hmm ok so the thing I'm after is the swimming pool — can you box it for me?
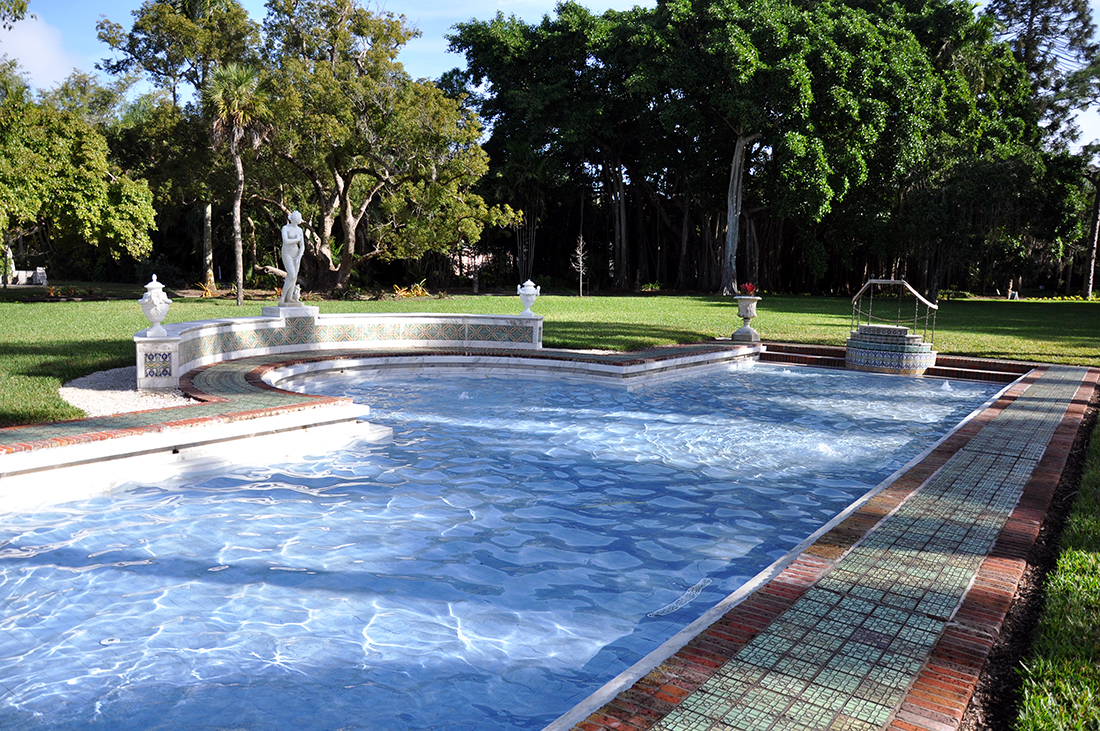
[0,364,1002,730]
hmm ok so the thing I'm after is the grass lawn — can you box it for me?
[1,287,1098,427]
[1016,424,1100,731]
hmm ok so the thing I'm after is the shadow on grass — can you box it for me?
[544,320,713,351]
[0,341,133,379]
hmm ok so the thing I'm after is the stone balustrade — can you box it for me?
[135,305,543,390]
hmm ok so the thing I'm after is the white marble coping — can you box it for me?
[0,404,391,515]
[263,345,766,393]
[137,310,543,339]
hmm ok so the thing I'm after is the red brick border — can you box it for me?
[568,366,1098,731]
[888,366,1099,731]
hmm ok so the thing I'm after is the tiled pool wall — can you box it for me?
[135,309,545,390]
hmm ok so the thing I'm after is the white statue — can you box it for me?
[2,245,13,286]
[279,210,305,306]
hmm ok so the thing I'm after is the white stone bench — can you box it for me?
[135,306,544,390]
[4,268,47,286]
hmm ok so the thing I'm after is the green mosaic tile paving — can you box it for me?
[650,366,1086,731]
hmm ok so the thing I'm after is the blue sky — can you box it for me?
[1,0,1097,146]
[0,0,654,88]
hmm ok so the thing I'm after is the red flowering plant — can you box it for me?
[739,282,757,296]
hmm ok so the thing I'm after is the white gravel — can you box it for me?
[60,367,193,417]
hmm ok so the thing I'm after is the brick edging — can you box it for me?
[888,367,1100,731]
[568,366,1100,731]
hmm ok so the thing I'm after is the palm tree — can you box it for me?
[204,62,271,306]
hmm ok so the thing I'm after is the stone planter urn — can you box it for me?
[518,279,541,316]
[732,295,761,342]
[139,274,172,337]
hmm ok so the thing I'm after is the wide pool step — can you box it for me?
[762,342,1031,383]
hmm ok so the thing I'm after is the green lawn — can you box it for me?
[1,289,1098,427]
[1016,427,1100,731]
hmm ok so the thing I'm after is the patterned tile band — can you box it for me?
[845,325,936,376]
[141,312,542,390]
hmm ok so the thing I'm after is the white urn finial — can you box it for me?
[518,279,540,316]
[139,274,172,337]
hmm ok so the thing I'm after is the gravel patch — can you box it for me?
[60,367,192,417]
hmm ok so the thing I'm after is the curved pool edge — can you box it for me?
[0,343,763,513]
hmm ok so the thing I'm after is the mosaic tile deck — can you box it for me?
[569,365,1098,731]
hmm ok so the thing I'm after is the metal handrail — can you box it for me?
[850,279,938,344]
[850,279,937,310]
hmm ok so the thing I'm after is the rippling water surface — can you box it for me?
[0,365,1001,730]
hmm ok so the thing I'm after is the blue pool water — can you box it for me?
[0,364,1001,730]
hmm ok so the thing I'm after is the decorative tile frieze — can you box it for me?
[137,310,543,390]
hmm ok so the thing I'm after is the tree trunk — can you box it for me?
[610,161,629,289]
[676,201,692,289]
[746,215,759,288]
[231,140,244,307]
[1084,174,1099,300]
[721,132,760,295]
[202,202,215,292]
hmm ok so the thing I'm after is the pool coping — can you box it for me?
[559,364,1099,731]
[0,345,1095,731]
[0,342,762,511]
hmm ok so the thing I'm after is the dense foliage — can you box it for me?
[0,62,156,276]
[448,0,1098,297]
[1,0,1097,298]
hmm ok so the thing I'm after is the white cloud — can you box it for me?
[0,16,91,92]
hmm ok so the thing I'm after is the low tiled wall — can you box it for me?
[135,306,543,390]
[845,323,937,376]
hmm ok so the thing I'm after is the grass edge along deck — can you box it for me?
[562,364,1098,731]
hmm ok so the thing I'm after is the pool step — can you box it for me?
[761,344,1032,383]
[760,343,846,369]
[926,355,1032,384]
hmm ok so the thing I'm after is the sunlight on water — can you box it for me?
[0,364,1001,730]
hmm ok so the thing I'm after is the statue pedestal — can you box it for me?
[732,324,760,343]
[262,305,320,318]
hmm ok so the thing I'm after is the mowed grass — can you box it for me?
[1,289,1098,427]
[1016,427,1100,731]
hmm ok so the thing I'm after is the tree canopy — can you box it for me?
[1,61,156,276]
[446,0,1095,297]
[2,0,1095,299]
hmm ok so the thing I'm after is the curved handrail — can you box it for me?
[851,279,938,311]
[850,278,938,344]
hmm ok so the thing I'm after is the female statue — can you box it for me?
[279,211,305,306]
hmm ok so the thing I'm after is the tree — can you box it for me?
[205,62,271,305]
[985,0,1099,145]
[0,61,156,275]
[97,0,258,108]
[99,0,259,290]
[36,71,139,128]
[654,0,938,293]
[0,0,28,31]
[262,0,515,292]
